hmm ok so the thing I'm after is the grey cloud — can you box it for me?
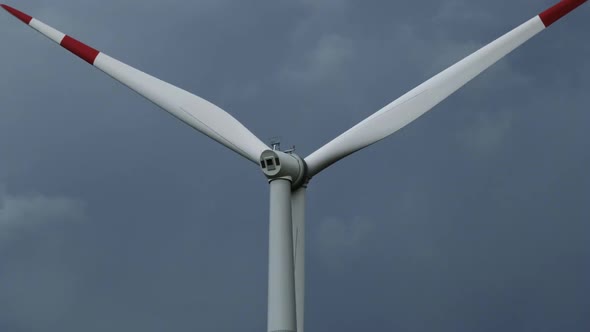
[314,215,377,264]
[0,187,86,330]
[280,34,355,86]
[457,111,513,154]
[1,1,589,331]
[0,186,86,243]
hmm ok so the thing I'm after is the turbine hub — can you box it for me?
[260,150,307,189]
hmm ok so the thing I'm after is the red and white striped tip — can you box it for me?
[304,0,587,177]
[1,4,269,164]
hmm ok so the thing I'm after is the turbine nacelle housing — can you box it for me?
[260,150,307,188]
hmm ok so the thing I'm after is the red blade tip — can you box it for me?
[539,0,587,27]
[1,4,33,24]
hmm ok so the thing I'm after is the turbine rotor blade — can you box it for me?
[304,0,587,177]
[1,4,268,164]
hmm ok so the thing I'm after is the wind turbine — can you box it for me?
[1,1,586,331]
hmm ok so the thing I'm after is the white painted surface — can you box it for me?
[291,187,306,332]
[305,16,546,177]
[21,16,268,164]
[93,53,268,163]
[268,179,296,332]
[29,19,66,44]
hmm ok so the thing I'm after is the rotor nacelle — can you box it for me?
[260,150,307,189]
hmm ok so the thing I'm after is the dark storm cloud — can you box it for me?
[1,1,589,331]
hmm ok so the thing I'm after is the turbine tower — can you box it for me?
[2,1,586,331]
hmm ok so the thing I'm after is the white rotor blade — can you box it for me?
[305,0,587,177]
[1,4,268,164]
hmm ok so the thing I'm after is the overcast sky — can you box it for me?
[1,1,589,331]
